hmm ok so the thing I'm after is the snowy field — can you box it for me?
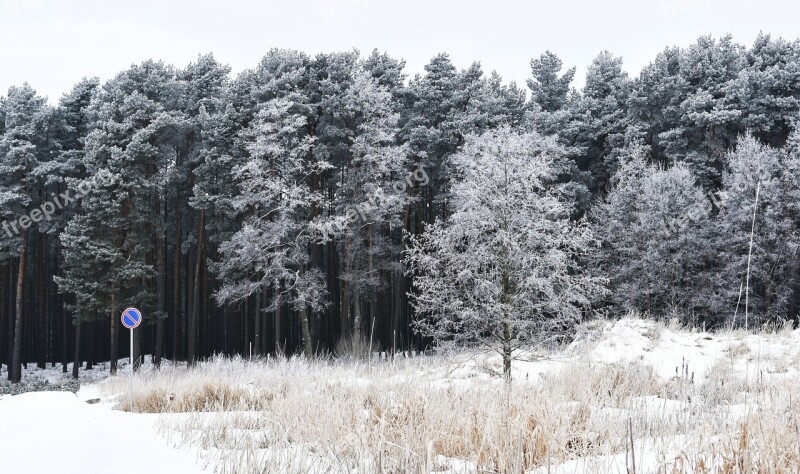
[3,317,800,473]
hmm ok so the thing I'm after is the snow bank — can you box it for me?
[570,317,800,382]
[0,387,205,473]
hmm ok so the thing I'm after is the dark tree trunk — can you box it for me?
[37,232,47,369]
[0,262,5,376]
[154,211,166,369]
[6,263,12,379]
[110,284,118,375]
[502,323,512,381]
[274,282,282,353]
[261,290,268,355]
[85,322,93,371]
[11,233,28,384]
[172,201,182,362]
[72,320,81,379]
[327,236,339,349]
[298,267,313,358]
[202,252,210,359]
[254,288,261,356]
[243,295,249,357]
[61,307,68,373]
[188,210,205,367]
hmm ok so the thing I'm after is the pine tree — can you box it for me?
[57,61,177,374]
[727,35,800,148]
[330,69,408,340]
[627,47,683,163]
[0,84,51,383]
[527,51,575,113]
[659,35,746,189]
[592,145,715,320]
[216,96,329,358]
[714,136,800,324]
[50,77,99,375]
[570,51,632,195]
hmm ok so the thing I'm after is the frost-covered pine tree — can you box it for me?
[570,51,631,195]
[728,35,800,147]
[714,136,800,324]
[0,84,51,383]
[405,127,606,379]
[527,51,575,114]
[659,35,746,188]
[593,145,716,321]
[525,51,578,143]
[56,61,177,373]
[331,69,407,338]
[216,96,329,358]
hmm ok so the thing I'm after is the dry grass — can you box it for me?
[100,324,800,473]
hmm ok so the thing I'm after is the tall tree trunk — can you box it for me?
[188,210,205,367]
[202,252,210,359]
[299,305,313,359]
[7,262,14,380]
[110,283,118,375]
[85,322,93,371]
[367,227,378,345]
[72,318,81,379]
[253,288,261,356]
[327,236,339,349]
[37,232,46,369]
[172,202,182,361]
[0,262,5,377]
[154,216,166,368]
[243,295,249,357]
[273,306,281,354]
[274,281,282,353]
[352,287,362,337]
[298,268,313,358]
[261,290,268,355]
[11,233,28,384]
[502,270,512,381]
[392,268,402,351]
[61,305,68,373]
[502,321,512,381]
[340,240,352,337]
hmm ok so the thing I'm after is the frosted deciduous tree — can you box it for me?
[406,127,606,379]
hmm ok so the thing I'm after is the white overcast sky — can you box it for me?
[1,0,799,103]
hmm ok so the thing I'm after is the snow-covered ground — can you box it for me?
[0,385,204,473]
[2,317,800,473]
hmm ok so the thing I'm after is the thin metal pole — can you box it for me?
[745,182,761,331]
[128,327,134,413]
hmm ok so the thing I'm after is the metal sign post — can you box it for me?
[121,308,142,371]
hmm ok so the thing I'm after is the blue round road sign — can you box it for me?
[121,308,142,329]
